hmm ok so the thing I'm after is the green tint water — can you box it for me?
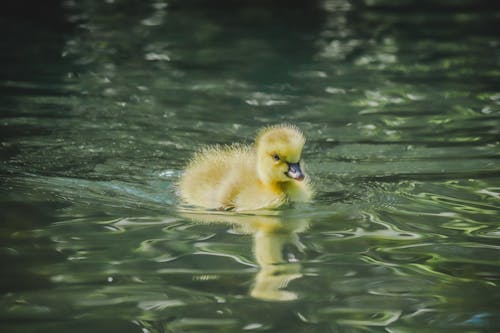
[1,1,500,332]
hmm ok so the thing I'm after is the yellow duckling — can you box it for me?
[178,124,312,211]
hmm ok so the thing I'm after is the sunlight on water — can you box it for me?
[1,0,500,332]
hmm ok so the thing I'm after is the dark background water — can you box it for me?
[1,1,500,332]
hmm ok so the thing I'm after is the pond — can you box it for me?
[1,0,500,332]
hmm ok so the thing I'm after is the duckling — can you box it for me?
[178,124,312,211]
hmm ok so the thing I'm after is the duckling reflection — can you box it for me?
[180,210,309,301]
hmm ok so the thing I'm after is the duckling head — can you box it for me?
[255,124,306,185]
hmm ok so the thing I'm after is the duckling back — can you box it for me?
[178,144,254,210]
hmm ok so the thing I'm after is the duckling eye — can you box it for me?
[272,154,280,161]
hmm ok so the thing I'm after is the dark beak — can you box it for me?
[286,163,304,181]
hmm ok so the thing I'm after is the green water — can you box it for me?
[1,1,500,332]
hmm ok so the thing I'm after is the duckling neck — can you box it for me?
[256,162,291,195]
[259,179,290,196]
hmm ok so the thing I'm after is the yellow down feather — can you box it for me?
[178,124,312,211]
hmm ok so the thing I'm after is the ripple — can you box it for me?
[477,187,500,200]
[319,308,402,327]
[138,299,185,311]
[244,92,289,106]
[375,242,500,284]
[473,227,500,239]
[415,192,499,215]
[167,318,239,331]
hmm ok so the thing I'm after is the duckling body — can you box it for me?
[178,124,312,211]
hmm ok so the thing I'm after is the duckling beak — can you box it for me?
[286,163,305,181]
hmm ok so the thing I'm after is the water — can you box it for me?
[1,0,500,332]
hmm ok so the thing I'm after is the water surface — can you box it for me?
[1,1,500,332]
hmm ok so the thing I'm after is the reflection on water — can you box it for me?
[180,210,309,301]
[1,0,500,332]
